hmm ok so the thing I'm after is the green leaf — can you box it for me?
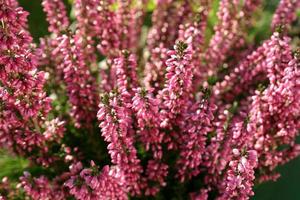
[147,0,156,12]
[0,150,28,180]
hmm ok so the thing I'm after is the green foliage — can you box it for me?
[147,0,156,12]
[0,150,28,181]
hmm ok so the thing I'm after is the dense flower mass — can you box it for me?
[0,0,63,166]
[1,0,300,199]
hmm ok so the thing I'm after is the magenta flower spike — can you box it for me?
[271,0,300,31]
[0,0,64,166]
[42,0,69,35]
[97,92,143,195]
[57,33,99,128]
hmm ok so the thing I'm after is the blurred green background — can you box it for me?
[2,0,299,199]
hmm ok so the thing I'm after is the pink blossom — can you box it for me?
[0,1,63,166]
[176,97,216,181]
[42,0,69,34]
[65,162,128,200]
[160,41,193,116]
[144,160,168,196]
[271,0,300,31]
[132,88,163,158]
[144,45,169,93]
[116,0,145,52]
[132,88,168,195]
[247,32,300,180]
[204,0,261,75]
[217,149,258,200]
[73,0,97,64]
[57,33,99,128]
[147,0,193,50]
[97,92,143,195]
[158,41,194,149]
[178,0,211,87]
[212,40,268,103]
[115,51,139,99]
[20,172,65,200]
[85,0,121,57]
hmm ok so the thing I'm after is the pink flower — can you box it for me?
[42,0,69,34]
[97,92,143,195]
[176,97,216,181]
[115,51,139,99]
[271,0,300,31]
[246,32,300,180]
[157,41,194,149]
[57,33,99,128]
[132,88,168,195]
[212,40,268,102]
[20,172,65,200]
[73,0,97,64]
[190,188,209,200]
[65,162,128,200]
[116,0,145,52]
[178,0,211,86]
[204,0,261,76]
[160,41,193,117]
[219,149,257,200]
[147,0,192,50]
[143,45,169,93]
[0,1,63,166]
[85,0,121,57]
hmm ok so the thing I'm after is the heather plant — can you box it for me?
[1,0,300,199]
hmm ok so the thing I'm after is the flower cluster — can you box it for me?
[20,172,65,200]
[272,0,300,31]
[65,162,127,200]
[97,92,143,195]
[204,0,261,75]
[56,33,99,128]
[0,0,64,166]
[1,0,300,200]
